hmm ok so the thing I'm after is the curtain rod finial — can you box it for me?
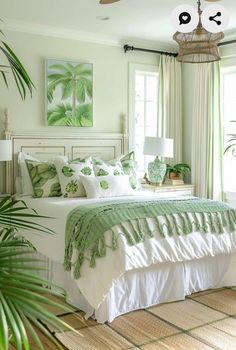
[124,45,134,53]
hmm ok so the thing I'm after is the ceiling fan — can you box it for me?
[100,0,120,4]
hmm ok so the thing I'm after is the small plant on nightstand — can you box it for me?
[224,121,236,156]
[166,163,191,180]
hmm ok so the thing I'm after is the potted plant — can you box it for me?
[224,121,236,156]
[166,163,191,180]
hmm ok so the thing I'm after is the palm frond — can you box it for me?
[0,37,34,99]
[0,197,54,234]
[0,196,78,349]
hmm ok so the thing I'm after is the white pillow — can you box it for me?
[80,175,135,199]
[18,152,38,195]
[54,156,94,198]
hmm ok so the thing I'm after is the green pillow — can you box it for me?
[26,160,62,198]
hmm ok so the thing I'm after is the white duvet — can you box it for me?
[20,193,236,310]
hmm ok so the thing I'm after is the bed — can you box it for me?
[5,130,236,323]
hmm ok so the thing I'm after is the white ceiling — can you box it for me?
[1,0,236,46]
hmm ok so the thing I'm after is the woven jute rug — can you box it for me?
[44,287,236,350]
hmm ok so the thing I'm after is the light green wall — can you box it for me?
[0,30,158,134]
[0,30,160,191]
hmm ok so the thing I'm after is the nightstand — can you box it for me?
[142,183,195,198]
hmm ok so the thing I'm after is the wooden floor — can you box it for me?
[39,287,236,350]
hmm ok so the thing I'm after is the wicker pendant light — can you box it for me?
[173,0,224,63]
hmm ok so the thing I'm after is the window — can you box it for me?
[221,69,236,190]
[129,64,159,176]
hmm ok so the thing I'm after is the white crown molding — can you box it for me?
[2,18,178,52]
[2,19,121,47]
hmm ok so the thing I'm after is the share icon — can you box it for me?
[209,12,222,26]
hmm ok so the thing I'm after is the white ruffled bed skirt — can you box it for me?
[49,252,236,323]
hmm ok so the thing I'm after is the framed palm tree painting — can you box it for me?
[46,59,93,127]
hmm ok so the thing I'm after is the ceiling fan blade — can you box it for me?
[100,0,120,4]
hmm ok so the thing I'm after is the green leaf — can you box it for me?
[0,292,22,350]
[100,180,109,190]
[97,169,109,177]
[0,300,8,350]
[81,167,92,176]
[62,166,75,177]
[7,299,30,350]
[0,40,34,99]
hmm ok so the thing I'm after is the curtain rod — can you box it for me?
[123,44,178,57]
[124,39,236,56]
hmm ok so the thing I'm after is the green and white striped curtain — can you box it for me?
[191,62,224,200]
[158,55,182,164]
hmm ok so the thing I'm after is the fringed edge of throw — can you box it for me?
[65,209,236,279]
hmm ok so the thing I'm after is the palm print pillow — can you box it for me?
[92,157,124,177]
[26,160,62,198]
[54,156,94,198]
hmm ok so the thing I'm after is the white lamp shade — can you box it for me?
[143,137,174,158]
[0,140,12,161]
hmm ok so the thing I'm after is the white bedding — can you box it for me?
[20,193,236,314]
[19,191,157,263]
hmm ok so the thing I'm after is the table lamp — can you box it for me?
[144,137,174,185]
[0,140,12,194]
[0,140,12,162]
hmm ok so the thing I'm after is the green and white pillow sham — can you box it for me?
[54,156,94,198]
[26,160,62,198]
[111,152,140,190]
[18,152,39,196]
[80,175,135,199]
[92,157,124,177]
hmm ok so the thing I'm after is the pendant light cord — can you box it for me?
[197,0,201,15]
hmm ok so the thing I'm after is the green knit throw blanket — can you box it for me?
[64,197,236,278]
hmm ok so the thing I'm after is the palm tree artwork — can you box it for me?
[46,59,93,127]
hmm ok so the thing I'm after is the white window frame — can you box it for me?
[128,63,159,169]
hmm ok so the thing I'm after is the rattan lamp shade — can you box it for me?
[173,0,225,64]
[173,25,224,63]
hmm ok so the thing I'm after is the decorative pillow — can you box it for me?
[80,175,135,199]
[111,152,140,190]
[54,156,94,198]
[25,160,62,198]
[18,152,39,195]
[92,157,124,177]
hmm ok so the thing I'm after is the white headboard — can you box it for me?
[5,131,129,194]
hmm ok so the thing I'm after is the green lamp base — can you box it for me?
[148,157,167,185]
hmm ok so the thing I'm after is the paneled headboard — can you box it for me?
[5,130,129,194]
